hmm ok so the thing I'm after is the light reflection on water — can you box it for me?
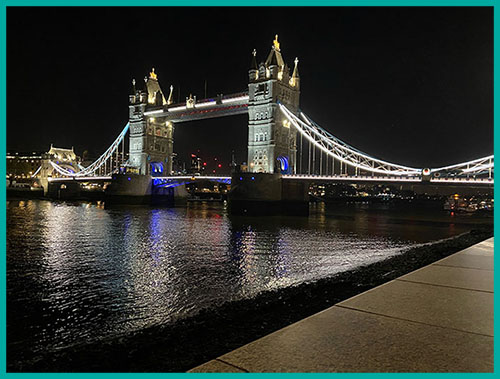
[7,199,476,359]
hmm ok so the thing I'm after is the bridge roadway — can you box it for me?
[152,174,494,186]
[143,92,249,123]
[47,174,494,185]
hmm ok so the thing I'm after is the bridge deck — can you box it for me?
[144,93,249,123]
[46,174,494,185]
[189,237,494,373]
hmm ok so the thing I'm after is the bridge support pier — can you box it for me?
[46,181,81,200]
[105,174,153,205]
[105,174,189,206]
[228,173,308,215]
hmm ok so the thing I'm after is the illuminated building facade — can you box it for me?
[128,70,174,175]
[7,152,43,179]
[190,154,202,174]
[247,35,301,174]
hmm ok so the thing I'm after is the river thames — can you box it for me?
[7,199,492,370]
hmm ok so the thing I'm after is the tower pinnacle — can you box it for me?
[167,85,174,105]
[273,34,280,51]
[266,35,284,67]
[149,68,158,80]
[250,49,258,70]
[293,57,299,76]
[131,78,136,94]
[290,57,300,87]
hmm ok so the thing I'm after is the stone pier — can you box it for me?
[228,172,308,215]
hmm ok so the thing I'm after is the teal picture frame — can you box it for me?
[0,1,496,377]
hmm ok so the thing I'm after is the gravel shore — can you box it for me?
[10,228,493,372]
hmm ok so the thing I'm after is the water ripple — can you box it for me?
[7,200,471,359]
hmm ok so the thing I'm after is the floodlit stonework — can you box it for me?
[247,35,300,174]
[128,74,174,175]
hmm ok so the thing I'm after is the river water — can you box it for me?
[7,199,486,367]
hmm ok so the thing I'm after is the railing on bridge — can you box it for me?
[34,101,493,186]
[278,103,493,182]
[143,92,249,122]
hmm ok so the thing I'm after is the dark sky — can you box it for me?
[7,6,492,168]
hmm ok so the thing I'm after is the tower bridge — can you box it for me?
[36,35,493,206]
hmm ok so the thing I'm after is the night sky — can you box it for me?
[7,7,492,168]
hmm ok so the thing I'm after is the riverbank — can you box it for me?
[9,228,492,372]
[191,237,493,372]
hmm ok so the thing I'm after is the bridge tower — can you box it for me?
[247,35,300,174]
[128,69,174,175]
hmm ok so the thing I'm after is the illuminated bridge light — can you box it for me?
[143,109,164,116]
[44,94,492,185]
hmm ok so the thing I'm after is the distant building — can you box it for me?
[7,145,83,184]
[7,151,43,180]
[41,145,81,177]
[46,145,79,163]
[190,154,202,174]
[171,152,185,174]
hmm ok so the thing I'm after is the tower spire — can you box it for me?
[149,67,158,80]
[273,34,280,51]
[292,57,299,78]
[250,49,258,69]
[266,35,284,67]
[290,57,300,87]
[131,78,136,95]
[167,85,174,105]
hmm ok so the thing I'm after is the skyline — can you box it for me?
[7,6,493,167]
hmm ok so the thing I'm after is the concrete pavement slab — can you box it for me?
[433,254,493,270]
[209,306,493,372]
[188,359,246,373]
[397,264,493,292]
[338,279,493,336]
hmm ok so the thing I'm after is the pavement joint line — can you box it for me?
[215,358,249,372]
[395,278,494,294]
[334,304,494,338]
[433,263,493,271]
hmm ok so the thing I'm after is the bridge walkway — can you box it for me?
[189,238,494,373]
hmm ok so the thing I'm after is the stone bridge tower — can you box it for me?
[247,35,300,174]
[128,69,174,175]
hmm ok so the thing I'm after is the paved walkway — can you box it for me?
[189,238,494,373]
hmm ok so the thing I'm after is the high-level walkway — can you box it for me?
[189,238,494,373]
